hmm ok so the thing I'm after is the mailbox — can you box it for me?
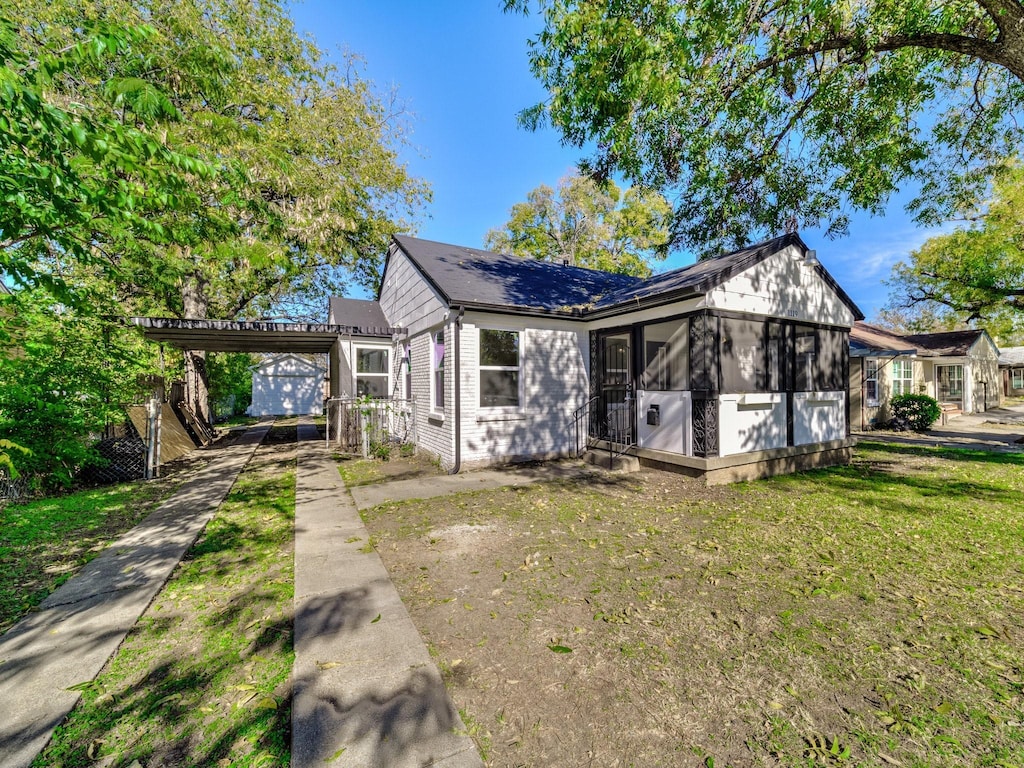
[646,403,660,426]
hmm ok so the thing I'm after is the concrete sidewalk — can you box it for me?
[349,460,593,512]
[291,422,483,768]
[0,423,270,768]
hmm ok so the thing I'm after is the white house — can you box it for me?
[999,346,1024,398]
[248,354,326,417]
[849,323,1001,429]
[327,233,864,483]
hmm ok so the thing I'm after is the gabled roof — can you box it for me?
[594,233,860,319]
[903,329,990,357]
[327,297,393,336]
[850,323,919,357]
[387,232,863,320]
[998,346,1024,366]
[852,322,991,358]
[387,235,638,315]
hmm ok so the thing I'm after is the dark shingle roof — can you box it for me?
[389,235,639,314]
[851,322,990,357]
[387,232,863,320]
[903,329,987,357]
[327,297,393,335]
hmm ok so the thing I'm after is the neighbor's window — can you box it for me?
[431,330,445,412]
[479,329,520,408]
[403,343,412,401]
[356,347,389,398]
[865,359,879,405]
[1013,368,1024,390]
[891,359,913,396]
[937,364,964,399]
[641,319,688,391]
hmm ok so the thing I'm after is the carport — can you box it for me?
[130,316,396,471]
[132,316,396,397]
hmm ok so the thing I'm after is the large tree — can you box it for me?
[506,0,1024,255]
[485,174,672,275]
[7,1,429,424]
[887,164,1024,342]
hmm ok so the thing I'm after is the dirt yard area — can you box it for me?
[360,443,1024,767]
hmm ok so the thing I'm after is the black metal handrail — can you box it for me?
[572,394,636,463]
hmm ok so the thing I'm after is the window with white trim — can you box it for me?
[479,329,521,408]
[1013,368,1024,390]
[891,359,913,396]
[865,359,879,405]
[937,364,964,400]
[431,331,445,412]
[355,347,389,398]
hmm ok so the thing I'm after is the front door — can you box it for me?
[936,364,964,404]
[596,330,634,445]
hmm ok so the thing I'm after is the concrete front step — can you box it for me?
[582,449,640,473]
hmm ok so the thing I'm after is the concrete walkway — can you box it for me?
[0,423,270,768]
[291,421,483,768]
[349,461,593,512]
[859,401,1024,452]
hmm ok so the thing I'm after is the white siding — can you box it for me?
[379,247,447,336]
[793,391,846,445]
[409,328,453,468]
[708,244,856,327]
[458,313,589,466]
[718,394,788,456]
[250,355,325,416]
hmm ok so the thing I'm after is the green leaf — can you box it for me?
[547,644,573,653]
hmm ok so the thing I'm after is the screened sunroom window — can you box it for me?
[641,319,688,390]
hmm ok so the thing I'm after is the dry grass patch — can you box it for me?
[361,442,1024,767]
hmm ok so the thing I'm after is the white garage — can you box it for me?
[248,354,325,417]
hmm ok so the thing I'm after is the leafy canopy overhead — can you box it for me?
[507,0,1024,256]
[5,0,429,320]
[485,174,672,276]
[0,16,210,306]
[887,164,1024,341]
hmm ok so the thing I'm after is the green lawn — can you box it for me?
[34,432,296,768]
[361,440,1024,767]
[0,479,184,633]
[6,437,1022,767]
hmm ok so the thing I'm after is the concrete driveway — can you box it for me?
[859,399,1024,451]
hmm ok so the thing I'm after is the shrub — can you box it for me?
[889,394,942,432]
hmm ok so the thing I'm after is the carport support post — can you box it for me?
[145,397,161,480]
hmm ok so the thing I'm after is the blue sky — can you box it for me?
[290,0,944,320]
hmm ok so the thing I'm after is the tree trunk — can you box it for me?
[181,271,213,429]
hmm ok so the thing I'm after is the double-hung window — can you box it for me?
[1013,368,1024,390]
[431,331,445,412]
[891,359,913,396]
[356,347,389,398]
[865,359,879,405]
[479,329,521,408]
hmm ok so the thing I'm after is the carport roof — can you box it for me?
[131,317,395,352]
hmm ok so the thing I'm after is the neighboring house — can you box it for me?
[329,232,864,483]
[248,354,326,417]
[999,346,1024,397]
[849,322,1001,429]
